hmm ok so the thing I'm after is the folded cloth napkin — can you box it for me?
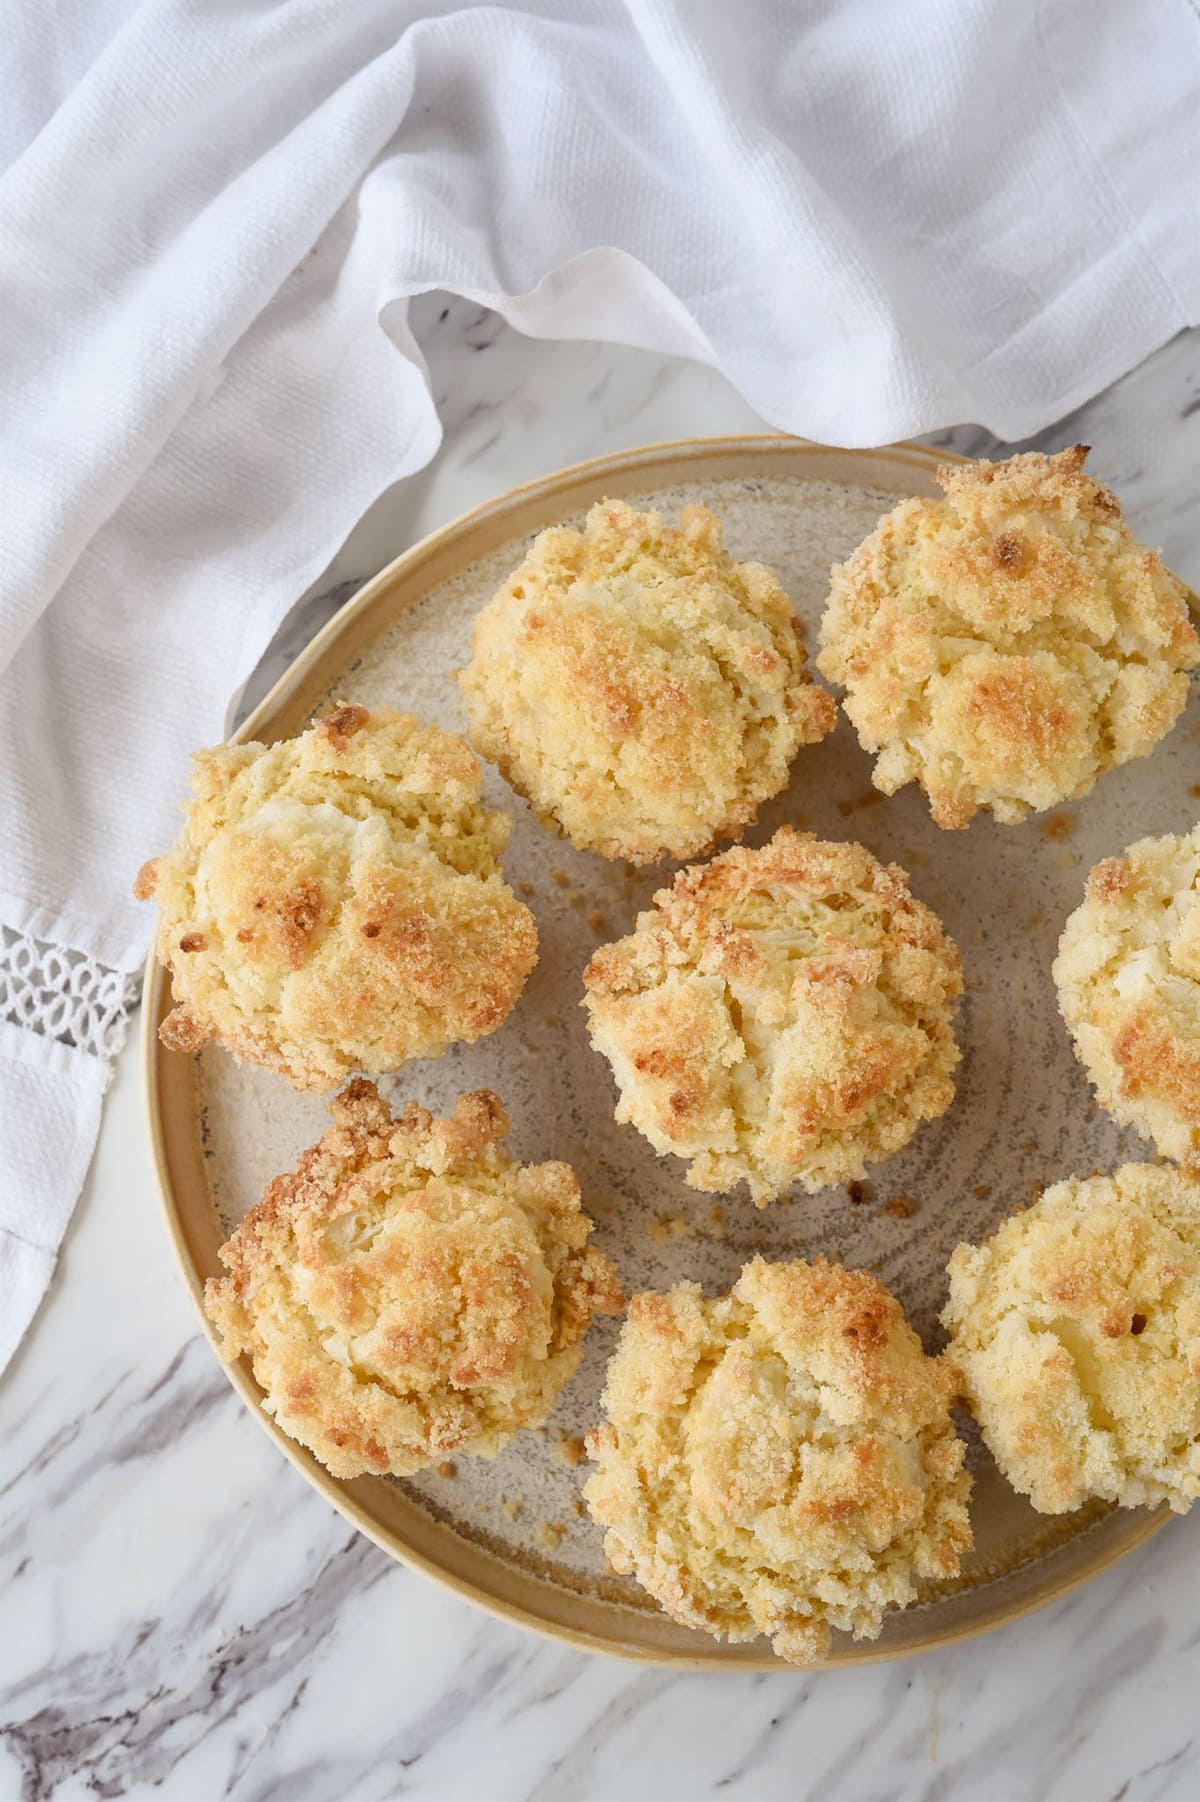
[1,0,1198,1369]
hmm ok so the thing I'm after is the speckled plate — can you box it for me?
[144,437,1182,1667]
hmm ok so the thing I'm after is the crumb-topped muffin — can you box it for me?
[204,1080,623,1478]
[1055,829,1200,1168]
[459,499,835,864]
[582,828,962,1203]
[943,1163,1200,1514]
[584,1258,972,1664]
[817,448,1197,828]
[136,705,538,1089]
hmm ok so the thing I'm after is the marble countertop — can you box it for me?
[4,298,1200,1802]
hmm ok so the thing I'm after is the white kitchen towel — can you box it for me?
[1,0,1198,1368]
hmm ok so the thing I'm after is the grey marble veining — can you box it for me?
[3,299,1200,1801]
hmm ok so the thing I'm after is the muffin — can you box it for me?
[204,1080,623,1478]
[943,1163,1200,1514]
[817,447,1197,828]
[458,499,835,863]
[135,704,538,1089]
[582,828,962,1203]
[584,1258,972,1664]
[1055,829,1200,1168]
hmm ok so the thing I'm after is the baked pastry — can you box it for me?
[135,704,537,1089]
[584,1257,972,1664]
[817,447,1197,827]
[204,1080,623,1478]
[581,827,962,1203]
[1055,829,1200,1168]
[458,499,835,863]
[943,1163,1200,1514]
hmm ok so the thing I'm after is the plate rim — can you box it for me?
[142,432,1168,1669]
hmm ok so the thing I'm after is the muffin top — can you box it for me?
[136,704,537,1089]
[582,828,962,1203]
[943,1162,1200,1514]
[204,1080,623,1479]
[459,499,835,864]
[585,1257,972,1664]
[1055,828,1200,1168]
[817,448,1197,827]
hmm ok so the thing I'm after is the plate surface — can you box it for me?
[145,436,1184,1667]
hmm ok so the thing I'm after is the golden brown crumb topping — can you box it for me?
[136,705,537,1089]
[585,1257,971,1664]
[1055,826,1200,1168]
[459,499,835,863]
[582,827,961,1202]
[818,448,1197,827]
[204,1079,623,1478]
[944,1162,1200,1514]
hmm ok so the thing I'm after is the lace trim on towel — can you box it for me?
[0,926,141,1061]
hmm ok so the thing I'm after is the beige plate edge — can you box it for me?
[141,433,1168,1670]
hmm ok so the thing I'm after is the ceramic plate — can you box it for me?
[144,437,1181,1667]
